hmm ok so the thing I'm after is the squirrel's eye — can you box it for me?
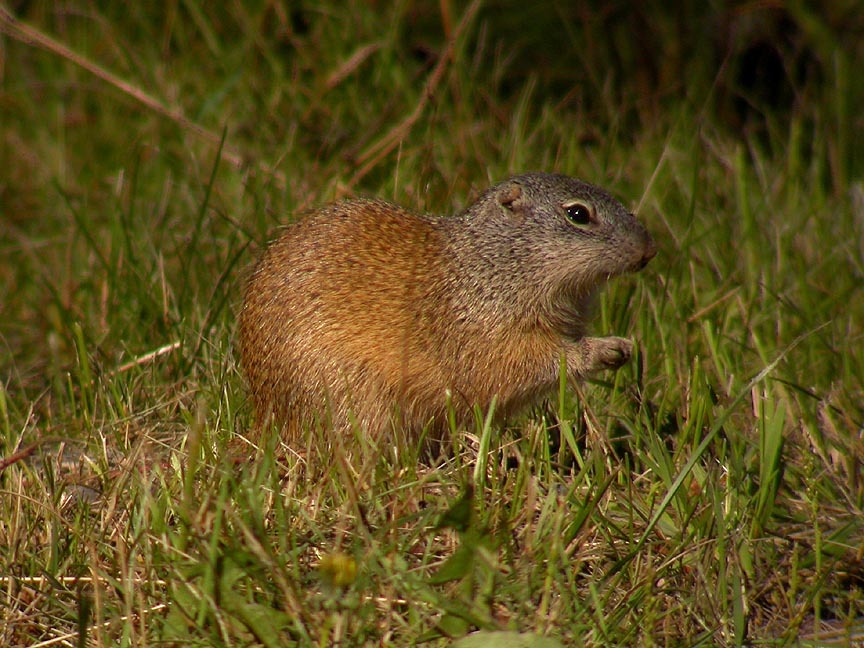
[564,203,592,225]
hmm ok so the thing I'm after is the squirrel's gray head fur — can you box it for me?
[460,172,656,291]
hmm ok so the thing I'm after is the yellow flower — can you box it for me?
[318,552,357,588]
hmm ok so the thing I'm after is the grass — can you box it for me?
[1,1,863,646]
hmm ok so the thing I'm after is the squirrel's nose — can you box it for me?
[637,234,657,269]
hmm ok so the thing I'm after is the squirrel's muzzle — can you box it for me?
[638,236,657,269]
[628,220,657,270]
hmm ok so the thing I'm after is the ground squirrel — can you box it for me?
[238,173,656,450]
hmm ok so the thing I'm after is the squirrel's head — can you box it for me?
[474,173,656,291]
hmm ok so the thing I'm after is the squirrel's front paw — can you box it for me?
[567,336,636,378]
[596,337,634,370]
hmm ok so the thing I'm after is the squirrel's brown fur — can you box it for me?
[238,173,656,449]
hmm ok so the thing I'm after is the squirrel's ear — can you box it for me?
[497,181,524,211]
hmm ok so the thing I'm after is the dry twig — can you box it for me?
[0,6,286,187]
[347,0,483,188]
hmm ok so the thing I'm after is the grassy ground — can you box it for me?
[1,2,863,646]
